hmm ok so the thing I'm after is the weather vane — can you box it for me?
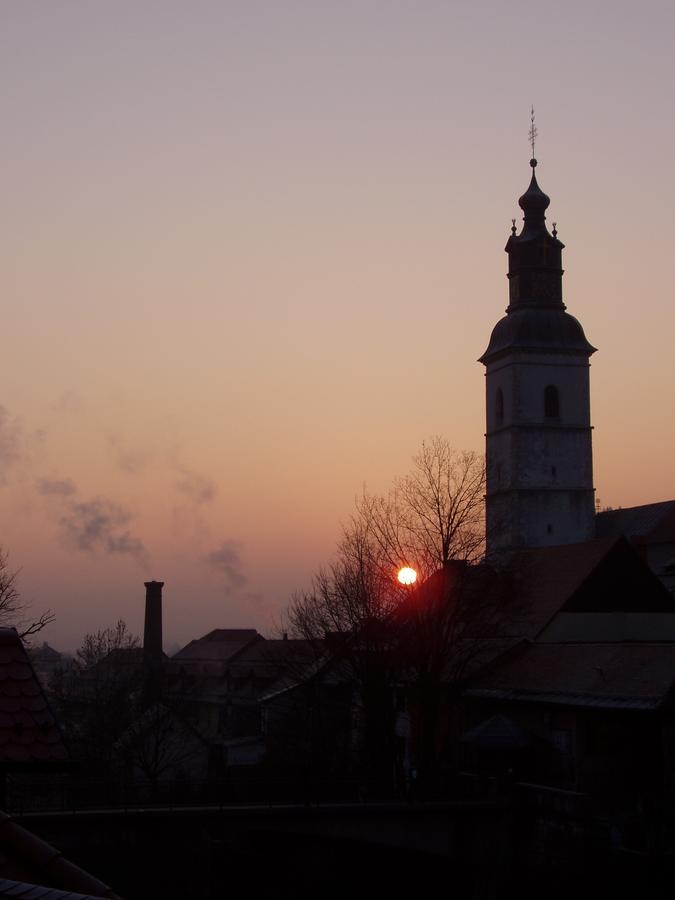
[529,106,538,160]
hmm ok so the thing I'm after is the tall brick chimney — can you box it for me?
[143,581,164,666]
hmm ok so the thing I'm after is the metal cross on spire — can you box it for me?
[529,106,538,161]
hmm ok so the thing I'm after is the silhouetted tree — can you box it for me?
[115,702,208,792]
[356,437,485,579]
[353,438,491,790]
[51,620,143,769]
[287,516,403,790]
[75,619,139,668]
[286,438,491,794]
[397,560,505,792]
[0,547,54,641]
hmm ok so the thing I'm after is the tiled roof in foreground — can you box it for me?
[0,876,110,899]
[0,812,121,898]
[0,629,68,763]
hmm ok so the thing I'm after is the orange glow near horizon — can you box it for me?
[397,567,417,586]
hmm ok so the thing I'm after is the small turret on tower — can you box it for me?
[504,158,566,311]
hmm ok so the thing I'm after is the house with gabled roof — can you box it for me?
[457,536,675,798]
[0,627,70,812]
[597,500,675,595]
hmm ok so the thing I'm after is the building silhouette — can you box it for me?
[481,156,596,556]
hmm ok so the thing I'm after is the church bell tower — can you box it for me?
[480,151,596,557]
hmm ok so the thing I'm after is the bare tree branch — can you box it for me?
[0,547,54,642]
[357,438,485,578]
[285,437,488,787]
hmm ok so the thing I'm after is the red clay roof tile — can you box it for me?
[0,630,68,764]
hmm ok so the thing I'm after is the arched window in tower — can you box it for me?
[496,388,504,427]
[544,385,560,419]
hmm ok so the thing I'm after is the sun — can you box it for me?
[397,566,417,586]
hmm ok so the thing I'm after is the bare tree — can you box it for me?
[116,701,207,791]
[356,437,485,579]
[289,517,401,639]
[0,547,54,641]
[286,438,490,793]
[289,438,485,638]
[287,516,404,786]
[51,620,142,768]
[75,619,139,669]
[397,559,506,791]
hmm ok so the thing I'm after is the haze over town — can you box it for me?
[1,1,674,651]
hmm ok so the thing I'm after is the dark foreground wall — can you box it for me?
[18,801,675,900]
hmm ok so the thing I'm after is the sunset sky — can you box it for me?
[2,1,674,651]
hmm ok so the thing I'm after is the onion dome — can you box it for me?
[518,159,550,226]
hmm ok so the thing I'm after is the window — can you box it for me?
[496,388,504,426]
[544,385,560,418]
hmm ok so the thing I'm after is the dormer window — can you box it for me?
[496,388,504,427]
[544,385,559,419]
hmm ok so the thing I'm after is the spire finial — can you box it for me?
[529,106,538,166]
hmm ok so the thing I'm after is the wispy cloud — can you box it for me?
[38,476,147,563]
[0,406,23,483]
[203,540,247,594]
[53,390,86,416]
[107,435,149,475]
[36,477,77,497]
[60,499,146,559]
[175,465,216,504]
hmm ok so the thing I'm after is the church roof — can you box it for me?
[393,538,671,647]
[596,500,675,543]
[440,537,675,645]
[480,307,596,363]
[496,538,622,639]
[481,155,596,364]
[518,165,550,221]
[513,536,674,622]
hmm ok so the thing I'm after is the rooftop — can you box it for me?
[0,629,68,764]
[172,629,262,664]
[0,878,111,899]
[597,500,675,543]
[0,812,120,898]
[466,642,675,710]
